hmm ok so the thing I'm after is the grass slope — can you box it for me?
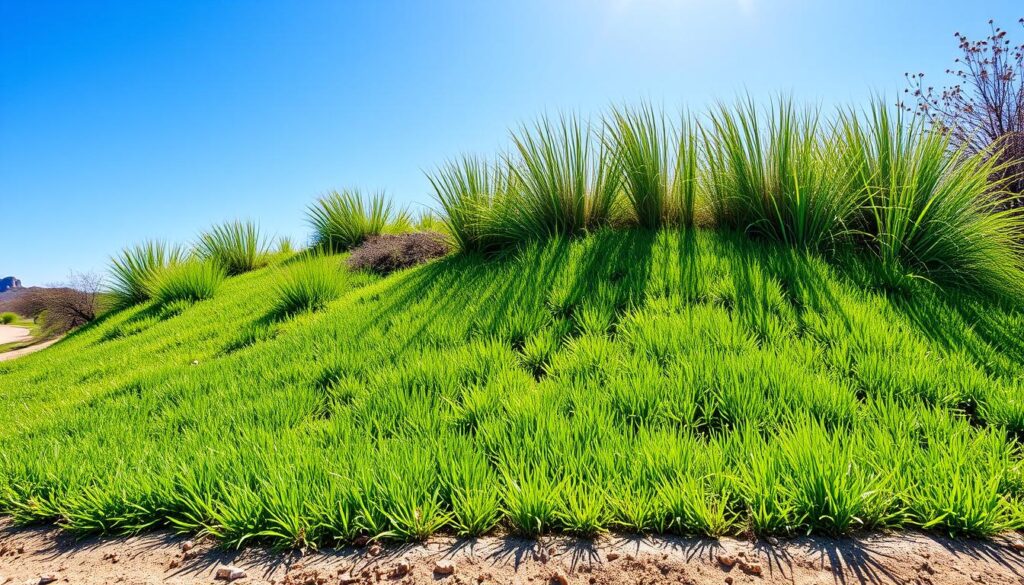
[1,230,1024,547]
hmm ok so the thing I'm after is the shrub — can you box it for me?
[273,255,346,315]
[347,232,450,275]
[605,103,699,227]
[149,261,226,305]
[308,190,410,252]
[704,96,861,250]
[109,241,185,307]
[0,312,16,324]
[841,102,1024,298]
[195,220,270,275]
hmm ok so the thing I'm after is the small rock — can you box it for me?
[551,571,569,585]
[367,543,382,556]
[215,566,247,581]
[724,578,733,585]
[740,562,762,576]
[15,547,24,555]
[353,535,369,547]
[168,559,181,569]
[181,540,195,552]
[605,552,620,562]
[38,577,57,585]
[716,554,737,568]
[393,559,412,577]
[434,560,456,576]
[971,573,985,583]
[920,562,935,575]
[766,536,779,546]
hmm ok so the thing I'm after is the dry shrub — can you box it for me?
[346,232,450,275]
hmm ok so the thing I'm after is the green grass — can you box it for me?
[272,253,349,316]
[2,229,1024,547]
[149,261,226,305]
[308,190,411,252]
[0,312,16,325]
[195,220,271,275]
[108,240,186,307]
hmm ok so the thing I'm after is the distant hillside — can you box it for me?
[0,276,21,293]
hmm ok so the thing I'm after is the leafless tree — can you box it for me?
[8,271,105,336]
[902,18,1024,209]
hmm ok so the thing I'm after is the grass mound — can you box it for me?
[149,260,226,305]
[1,230,1023,547]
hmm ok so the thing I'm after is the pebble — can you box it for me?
[716,554,737,568]
[215,566,247,581]
[605,552,620,562]
[394,558,412,577]
[168,558,181,569]
[724,578,733,585]
[181,540,195,552]
[550,570,569,585]
[434,560,456,576]
[971,573,985,583]
[741,562,763,576]
[38,577,57,585]
[367,543,382,556]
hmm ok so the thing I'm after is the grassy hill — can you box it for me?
[2,228,1023,547]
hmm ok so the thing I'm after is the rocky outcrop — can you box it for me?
[0,277,21,294]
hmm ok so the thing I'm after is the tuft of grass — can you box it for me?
[308,190,410,252]
[0,312,17,325]
[503,114,619,241]
[840,101,1024,298]
[195,220,271,275]
[149,261,226,305]
[704,96,861,251]
[273,254,347,315]
[427,156,513,253]
[108,240,185,307]
[605,103,700,228]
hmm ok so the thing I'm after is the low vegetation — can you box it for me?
[308,190,411,252]
[149,261,226,305]
[273,253,350,315]
[1,95,1023,549]
[0,312,15,325]
[347,232,450,275]
[195,220,271,276]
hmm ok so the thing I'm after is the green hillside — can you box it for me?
[2,229,1023,546]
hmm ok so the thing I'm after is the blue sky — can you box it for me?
[2,0,1021,285]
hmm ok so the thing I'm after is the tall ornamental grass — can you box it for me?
[308,190,410,252]
[194,220,270,275]
[504,114,619,240]
[605,103,699,227]
[841,102,1024,298]
[108,240,185,307]
[427,156,514,253]
[704,97,861,250]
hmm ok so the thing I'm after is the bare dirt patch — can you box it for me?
[1,520,1023,584]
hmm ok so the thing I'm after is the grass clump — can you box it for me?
[841,102,1024,297]
[148,261,226,305]
[108,240,185,307]
[0,312,16,324]
[273,254,347,315]
[195,220,271,275]
[605,103,699,227]
[427,156,513,253]
[308,190,410,252]
[704,96,861,250]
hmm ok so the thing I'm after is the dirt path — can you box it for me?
[1,520,1023,585]
[0,325,30,345]
[0,337,60,362]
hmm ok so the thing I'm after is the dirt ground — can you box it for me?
[2,520,1024,584]
[0,325,30,346]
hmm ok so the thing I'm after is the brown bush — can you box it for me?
[346,232,450,275]
[0,272,104,336]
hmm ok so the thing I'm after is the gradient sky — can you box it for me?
[2,0,1021,285]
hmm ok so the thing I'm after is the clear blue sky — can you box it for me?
[2,0,1020,285]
